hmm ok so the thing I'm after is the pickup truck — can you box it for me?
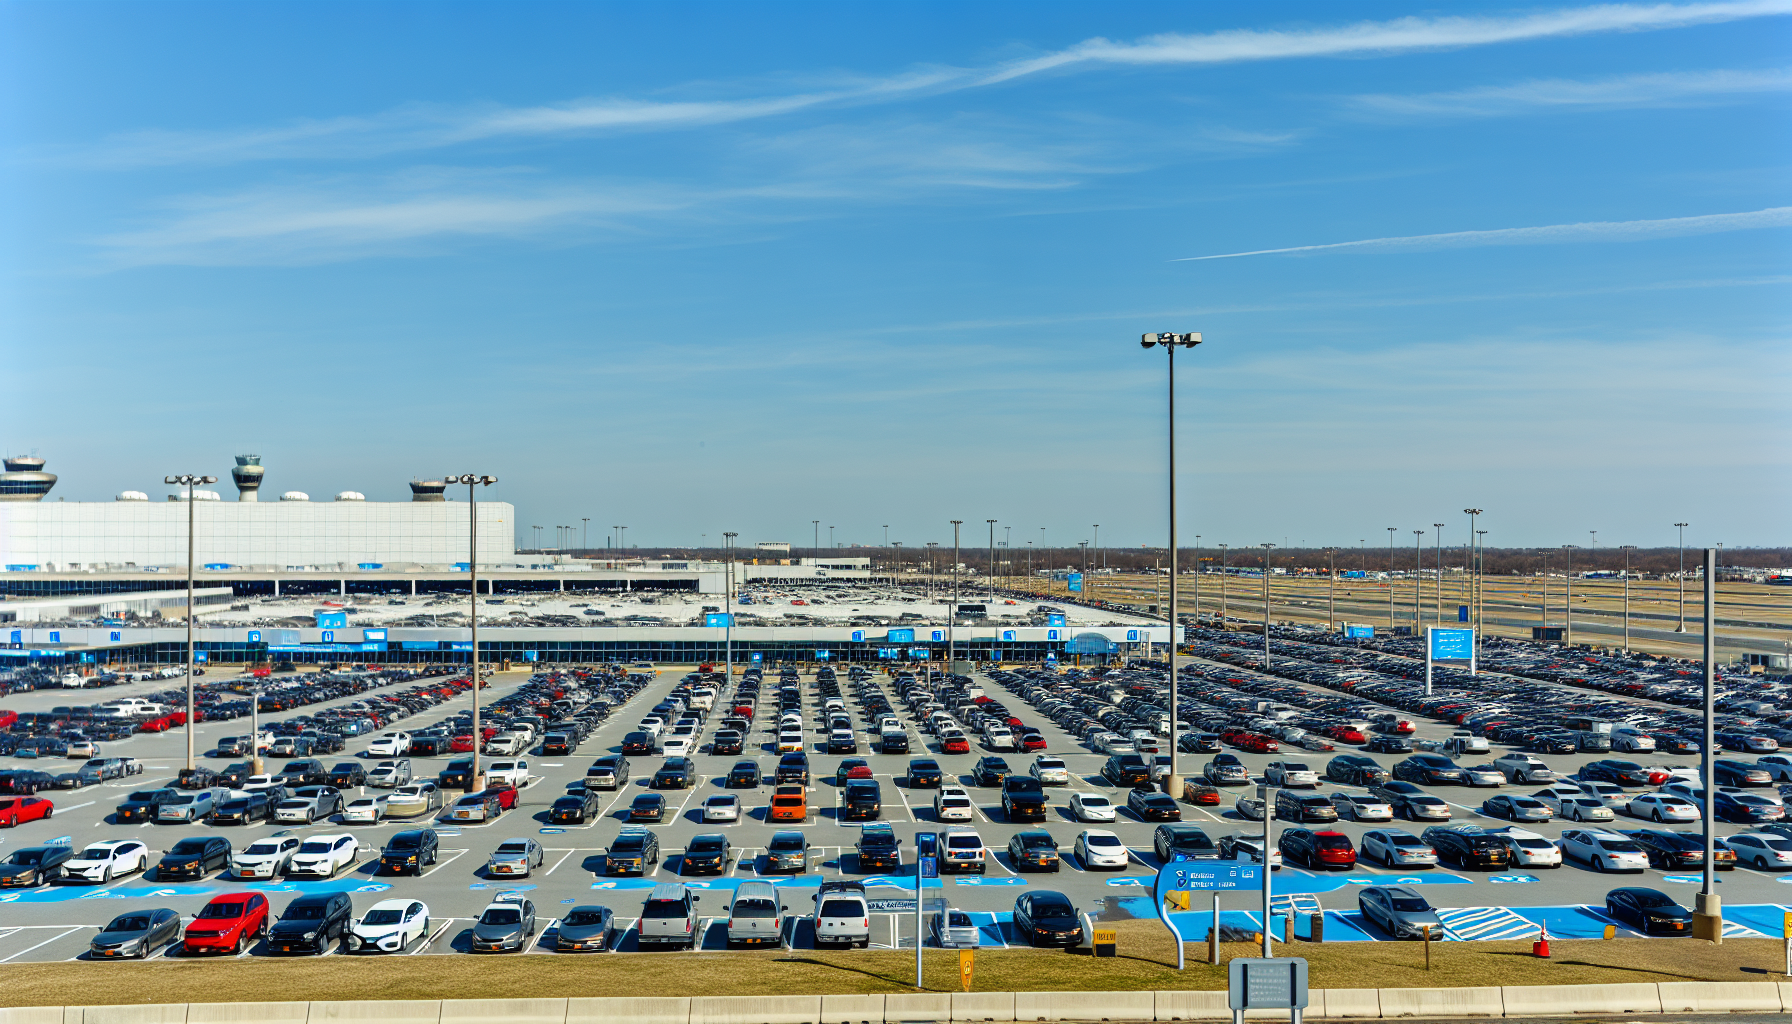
[484,760,529,788]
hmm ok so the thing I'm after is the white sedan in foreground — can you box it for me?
[1074,829,1131,870]
[348,899,430,954]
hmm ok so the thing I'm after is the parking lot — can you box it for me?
[2,641,1791,968]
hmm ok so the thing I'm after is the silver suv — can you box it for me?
[726,881,783,948]
[812,880,870,949]
[637,883,702,950]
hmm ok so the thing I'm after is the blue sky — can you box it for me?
[3,1,1788,556]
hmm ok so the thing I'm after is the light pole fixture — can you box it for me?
[1260,543,1275,668]
[1621,544,1637,653]
[445,473,497,792]
[988,520,998,604]
[1675,523,1689,632]
[164,473,218,773]
[949,521,963,669]
[1093,524,1100,575]
[1386,528,1397,629]
[1142,329,1201,791]
[618,525,627,550]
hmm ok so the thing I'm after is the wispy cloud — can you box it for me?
[1173,206,1792,261]
[1348,67,1792,118]
[68,1,1792,167]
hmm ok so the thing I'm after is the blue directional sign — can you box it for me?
[316,612,348,628]
[1001,630,1015,642]
[1126,629,1139,642]
[247,630,261,643]
[320,630,334,642]
[362,628,387,641]
[1046,629,1060,641]
[930,630,944,642]
[886,628,915,643]
[850,630,864,642]
[109,632,122,643]
[1458,605,1470,623]
[1046,613,1066,627]
[1429,628,1475,660]
[48,631,59,643]
[1067,573,1083,593]
[1157,859,1262,895]
[704,613,735,627]
[1344,625,1374,639]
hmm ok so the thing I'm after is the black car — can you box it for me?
[1178,733,1221,753]
[711,730,744,756]
[1604,887,1692,935]
[1393,755,1468,785]
[1364,736,1412,754]
[438,757,476,790]
[1369,781,1452,821]
[208,792,272,826]
[278,759,328,786]
[0,845,74,887]
[378,829,439,875]
[584,755,630,790]
[972,757,1012,787]
[554,905,616,952]
[628,793,666,823]
[1620,829,1736,871]
[621,731,656,755]
[90,908,182,959]
[541,733,575,756]
[856,822,902,871]
[1421,827,1510,870]
[1102,753,1152,787]
[1581,760,1655,787]
[1153,824,1220,863]
[774,752,810,785]
[328,762,368,788]
[175,767,218,790]
[268,891,354,954]
[605,829,659,875]
[842,780,882,821]
[1006,830,1061,871]
[680,834,732,875]
[1713,759,1774,788]
[549,790,600,824]
[1527,732,1578,755]
[1326,755,1388,786]
[216,762,253,788]
[1127,789,1181,822]
[115,788,180,823]
[1000,776,1047,822]
[651,758,696,789]
[1013,890,1084,947]
[726,760,760,788]
[907,758,944,787]
[157,836,232,881]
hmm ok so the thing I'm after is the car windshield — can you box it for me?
[642,899,689,919]
[1631,891,1676,907]
[1389,897,1431,912]
[1036,759,1064,769]
[109,916,152,931]
[1085,834,1124,848]
[495,843,528,855]
[1080,797,1111,808]
[196,902,245,919]
[170,840,210,855]
[388,835,421,850]
[284,904,326,920]
[1315,836,1353,850]
[362,909,404,925]
[689,837,727,852]
[947,835,981,849]
[6,851,44,865]
[1170,832,1216,850]
[1017,833,1055,849]
[246,842,286,855]
[127,792,162,802]
[1762,838,1792,851]
[480,907,522,925]
[298,841,332,854]
[1600,841,1645,853]
[74,847,113,861]
[612,835,646,852]
[1033,901,1076,921]
[564,910,607,926]
[769,836,805,852]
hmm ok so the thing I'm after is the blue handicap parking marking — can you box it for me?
[1320,911,1379,942]
[591,878,663,890]
[1661,874,1704,884]
[1,878,382,906]
[964,911,1013,947]
[1723,904,1788,938]
[1105,876,1151,887]
[1488,875,1540,884]
[954,876,1025,886]
[540,828,566,835]
[560,899,577,905]
[1435,906,1540,941]
[862,875,944,890]
[1510,905,1622,940]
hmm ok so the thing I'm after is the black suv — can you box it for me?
[1326,755,1388,786]
[652,758,696,789]
[329,762,367,788]
[1102,754,1151,787]
[726,761,760,788]
[842,780,882,821]
[114,788,180,823]
[268,891,354,955]
[437,757,474,790]
[1421,827,1510,870]
[157,836,232,880]
[774,753,810,786]
[277,759,328,787]
[550,790,601,824]
[1127,789,1181,822]
[605,829,659,875]
[1153,824,1220,863]
[378,829,440,875]
[855,822,902,871]
[1000,776,1047,822]
[972,757,1012,787]
[906,759,944,788]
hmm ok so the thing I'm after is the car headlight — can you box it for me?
[303,931,319,940]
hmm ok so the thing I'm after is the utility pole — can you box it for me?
[1463,510,1483,644]
[949,522,963,671]
[581,518,589,550]
[1433,524,1445,625]
[447,473,497,791]
[1476,530,1488,639]
[1260,543,1275,668]
[1412,530,1424,633]
[1675,523,1689,632]
[1194,535,1201,624]
[1326,546,1336,632]
[988,520,998,604]
[164,472,217,773]
[1564,544,1576,644]
[1621,545,1637,653]
[1386,527,1397,630]
[1695,548,1720,941]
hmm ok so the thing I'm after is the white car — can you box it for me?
[366,732,411,757]
[1558,829,1648,872]
[230,836,301,879]
[1726,833,1792,870]
[662,737,693,758]
[366,759,411,788]
[1069,792,1117,823]
[983,727,1016,751]
[64,840,149,883]
[1264,762,1318,788]
[1331,793,1393,822]
[289,834,359,877]
[484,734,524,756]
[934,786,975,822]
[1625,793,1700,823]
[703,794,741,822]
[1029,757,1071,786]
[1359,829,1438,868]
[1074,829,1131,870]
[241,774,284,793]
[1492,754,1557,784]
[1484,827,1562,868]
[1611,727,1657,753]
[942,827,986,874]
[348,898,430,954]
[1576,781,1628,810]
[638,717,666,738]
[776,731,805,753]
[1756,755,1792,783]
[387,782,441,818]
[485,760,529,788]
[1462,764,1506,787]
[342,795,390,824]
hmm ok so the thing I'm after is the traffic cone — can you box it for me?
[1532,926,1551,959]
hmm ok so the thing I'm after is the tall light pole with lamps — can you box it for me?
[1476,530,1488,635]
[165,473,218,772]
[1674,523,1689,631]
[1260,543,1275,668]
[1412,530,1425,632]
[1142,330,1200,791]
[1463,510,1483,640]
[1324,547,1337,632]
[447,473,497,792]
[988,520,998,605]
[1219,544,1229,626]
[949,522,963,669]
[1621,545,1637,653]
[581,518,589,550]
[1563,544,1576,643]
[1386,528,1397,629]
[1432,524,1445,624]
[1193,535,1201,624]
[723,532,738,686]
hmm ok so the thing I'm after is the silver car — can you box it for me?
[1358,885,1443,940]
[1359,829,1440,868]
[484,838,545,878]
[930,908,980,949]
[1331,793,1393,822]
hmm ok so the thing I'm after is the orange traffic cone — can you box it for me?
[1532,926,1551,959]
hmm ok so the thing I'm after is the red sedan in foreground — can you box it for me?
[183,893,269,955]
[0,796,53,828]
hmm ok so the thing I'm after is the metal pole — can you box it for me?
[1698,548,1719,937]
[1219,544,1228,626]
[724,532,737,688]
[1464,510,1482,644]
[1564,545,1574,644]
[1327,548,1335,632]
[1412,531,1424,632]
[1433,524,1445,625]
[989,520,998,606]
[1261,544,1274,667]
[185,485,196,772]
[1167,340,1179,788]
[1476,531,1488,639]
[1621,546,1635,653]
[1386,528,1396,629]
[1675,523,1689,631]
[1261,782,1276,958]
[949,521,962,669]
[915,839,924,986]
[470,481,480,790]
[1193,535,1200,625]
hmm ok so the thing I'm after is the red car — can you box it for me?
[1019,733,1048,752]
[1323,725,1366,745]
[183,892,270,955]
[450,734,476,753]
[0,796,52,828]
[941,735,971,755]
[485,785,520,810]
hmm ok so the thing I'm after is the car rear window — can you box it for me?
[1315,835,1354,850]
[642,899,689,919]
[820,900,863,918]
[732,899,777,919]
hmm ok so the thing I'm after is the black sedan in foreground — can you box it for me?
[1604,887,1692,935]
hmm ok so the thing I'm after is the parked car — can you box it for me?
[377,830,439,875]
[1278,828,1356,870]
[231,836,302,879]
[156,836,232,881]
[89,907,182,959]
[1358,885,1443,940]
[267,891,355,955]
[347,898,430,954]
[181,892,270,955]
[605,828,658,875]
[1013,890,1084,947]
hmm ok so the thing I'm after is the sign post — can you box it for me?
[916,831,937,988]
[1155,857,1263,970]
[1228,957,1309,1024]
[1424,627,1475,695]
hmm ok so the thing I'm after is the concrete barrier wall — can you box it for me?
[7,981,1788,1023]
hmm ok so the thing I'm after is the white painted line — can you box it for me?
[0,927,83,964]
[545,849,577,876]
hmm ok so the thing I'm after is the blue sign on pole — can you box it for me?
[316,612,348,628]
[1458,605,1470,623]
[1126,629,1139,642]
[1344,625,1374,639]
[704,613,735,627]
[1429,628,1475,660]
[751,652,763,663]
[1156,858,1262,895]
[109,631,122,643]
[1046,613,1066,627]
[1067,573,1083,593]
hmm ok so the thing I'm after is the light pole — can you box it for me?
[1675,523,1689,631]
[1540,551,1550,638]
[1093,525,1100,575]
[1464,510,1483,642]
[949,521,963,669]
[723,532,737,686]
[1143,330,1201,791]
[1412,530,1425,632]
[164,472,218,773]
[813,521,820,559]
[1325,547,1336,632]
[618,525,627,551]
[582,518,589,550]
[1433,524,1445,625]
[1563,544,1576,644]
[1621,545,1637,653]
[446,472,497,792]
[892,542,902,587]
[988,520,998,604]
[1386,528,1397,629]
[1260,544,1275,667]
[611,527,620,558]
[1476,530,1488,637]
[926,542,938,605]
[1219,544,1229,626]
[1194,535,1201,624]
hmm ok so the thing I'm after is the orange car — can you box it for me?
[768,785,807,822]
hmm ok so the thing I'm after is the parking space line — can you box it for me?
[545,849,577,875]
[0,928,84,964]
